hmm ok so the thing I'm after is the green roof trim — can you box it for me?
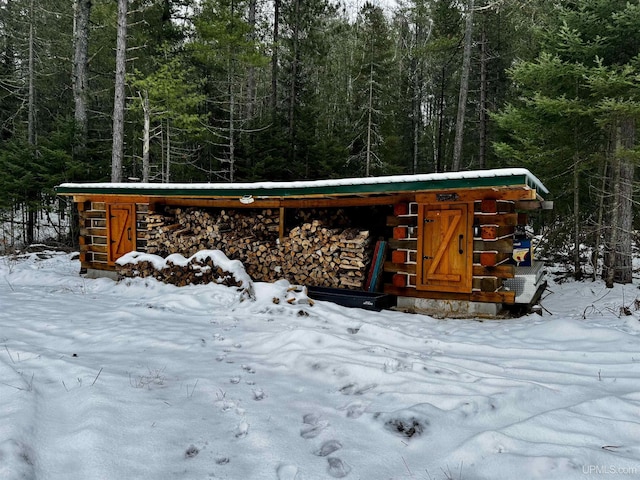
[56,168,548,198]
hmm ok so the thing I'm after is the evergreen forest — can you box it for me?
[1,0,639,284]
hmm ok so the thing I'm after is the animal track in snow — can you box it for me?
[303,413,320,424]
[252,388,266,401]
[340,401,367,419]
[184,444,199,458]
[235,418,249,438]
[300,423,328,439]
[300,413,329,439]
[313,440,342,457]
[276,463,299,480]
[327,457,351,478]
[384,358,403,373]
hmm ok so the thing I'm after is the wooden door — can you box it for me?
[417,203,472,293]
[107,203,136,264]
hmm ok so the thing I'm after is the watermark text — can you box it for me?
[583,465,640,475]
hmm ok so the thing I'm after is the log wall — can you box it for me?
[78,200,147,270]
[73,191,533,306]
[384,198,520,304]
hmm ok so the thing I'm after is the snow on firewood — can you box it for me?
[116,250,254,299]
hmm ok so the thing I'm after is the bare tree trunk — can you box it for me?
[451,0,474,172]
[436,67,445,172]
[165,119,171,183]
[27,0,35,149]
[288,0,300,165]
[593,161,607,281]
[604,117,635,287]
[73,0,91,154]
[141,90,150,182]
[271,0,280,116]
[615,117,634,284]
[412,70,420,174]
[229,73,236,182]
[604,130,620,288]
[572,153,582,280]
[27,0,36,245]
[246,0,257,120]
[411,16,431,174]
[478,18,487,169]
[365,52,374,177]
[111,0,128,183]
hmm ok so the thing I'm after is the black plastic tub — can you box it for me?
[307,286,395,311]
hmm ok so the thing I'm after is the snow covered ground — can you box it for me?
[1,251,640,480]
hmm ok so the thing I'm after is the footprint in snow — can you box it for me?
[241,364,255,374]
[327,457,351,478]
[276,463,299,480]
[301,423,328,439]
[383,358,401,373]
[184,444,199,458]
[235,419,249,438]
[341,401,367,419]
[303,413,320,424]
[217,399,236,412]
[300,413,329,439]
[314,440,342,457]
[252,388,266,401]
[230,376,241,384]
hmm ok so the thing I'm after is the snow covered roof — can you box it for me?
[56,168,548,197]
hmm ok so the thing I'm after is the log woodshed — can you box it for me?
[57,168,551,316]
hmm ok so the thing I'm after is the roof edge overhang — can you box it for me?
[56,168,548,199]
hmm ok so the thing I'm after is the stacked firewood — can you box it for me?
[277,221,371,288]
[145,207,372,289]
[116,255,246,290]
[146,207,279,255]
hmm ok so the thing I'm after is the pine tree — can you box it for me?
[130,52,207,182]
[191,0,268,182]
[494,0,640,284]
[348,2,394,177]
